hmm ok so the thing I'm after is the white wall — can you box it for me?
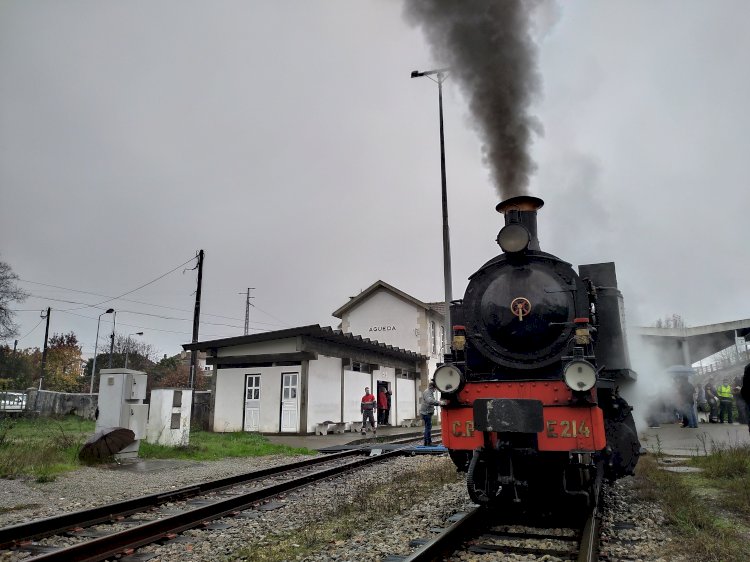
[213,367,245,431]
[396,377,417,422]
[307,355,342,426]
[343,291,421,352]
[217,338,298,357]
[343,370,373,424]
[213,366,299,433]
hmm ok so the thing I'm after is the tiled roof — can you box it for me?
[183,324,427,361]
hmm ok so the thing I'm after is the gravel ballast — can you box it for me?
[0,454,680,561]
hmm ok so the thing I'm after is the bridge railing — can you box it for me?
[694,349,749,376]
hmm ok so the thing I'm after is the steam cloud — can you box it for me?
[404,0,544,199]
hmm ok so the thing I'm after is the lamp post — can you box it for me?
[411,68,452,351]
[108,310,117,368]
[89,308,114,394]
[124,332,143,369]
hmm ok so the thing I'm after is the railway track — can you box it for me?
[396,502,601,561]
[0,435,430,561]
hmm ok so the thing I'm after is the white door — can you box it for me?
[280,372,298,432]
[244,374,261,432]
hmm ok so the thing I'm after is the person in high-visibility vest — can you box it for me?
[716,379,734,424]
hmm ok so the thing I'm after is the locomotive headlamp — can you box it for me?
[433,364,464,394]
[496,223,531,253]
[563,360,597,391]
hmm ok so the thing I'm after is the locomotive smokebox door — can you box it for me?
[474,398,544,433]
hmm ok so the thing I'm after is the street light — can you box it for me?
[89,308,114,394]
[108,310,117,368]
[124,332,144,369]
[411,68,453,351]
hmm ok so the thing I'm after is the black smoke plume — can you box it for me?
[404,0,544,199]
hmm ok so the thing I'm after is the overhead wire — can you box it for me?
[25,293,271,331]
[59,255,198,312]
[19,278,287,326]
[16,317,45,342]
[57,308,267,338]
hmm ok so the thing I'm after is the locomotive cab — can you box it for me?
[438,195,640,508]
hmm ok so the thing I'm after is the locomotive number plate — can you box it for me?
[545,419,591,438]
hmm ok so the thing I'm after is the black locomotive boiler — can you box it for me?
[434,195,640,508]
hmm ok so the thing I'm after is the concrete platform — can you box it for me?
[639,421,750,456]
[268,420,750,459]
[264,424,429,451]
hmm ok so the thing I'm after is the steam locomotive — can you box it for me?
[435,195,640,508]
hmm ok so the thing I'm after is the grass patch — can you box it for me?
[0,416,314,481]
[0,415,93,481]
[690,439,750,479]
[232,457,461,562]
[635,453,750,562]
[139,430,314,461]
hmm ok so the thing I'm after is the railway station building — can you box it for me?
[183,325,428,435]
[182,280,444,435]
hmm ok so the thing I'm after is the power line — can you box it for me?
[250,303,291,327]
[19,278,287,325]
[16,317,45,341]
[57,308,267,337]
[25,293,274,330]
[60,255,198,312]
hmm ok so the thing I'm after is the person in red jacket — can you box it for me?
[377,386,388,425]
[360,387,377,435]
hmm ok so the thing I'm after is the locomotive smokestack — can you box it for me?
[496,195,544,251]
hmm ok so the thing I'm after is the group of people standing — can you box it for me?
[670,364,750,431]
[360,380,446,446]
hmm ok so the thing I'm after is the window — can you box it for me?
[440,325,445,355]
[430,320,436,355]
[344,359,377,374]
[282,373,298,399]
[246,375,261,400]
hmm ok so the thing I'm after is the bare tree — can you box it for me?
[0,258,29,341]
[653,314,687,329]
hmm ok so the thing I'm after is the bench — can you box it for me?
[400,418,421,428]
[348,421,363,432]
[315,422,347,436]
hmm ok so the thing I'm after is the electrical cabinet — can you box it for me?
[96,369,149,459]
[146,389,193,447]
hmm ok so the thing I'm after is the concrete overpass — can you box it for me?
[634,318,750,370]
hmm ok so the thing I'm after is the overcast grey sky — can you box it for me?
[2,1,748,360]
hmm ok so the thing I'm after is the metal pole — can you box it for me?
[108,311,117,368]
[124,338,130,369]
[411,68,453,355]
[39,307,51,389]
[90,316,102,394]
[437,73,452,352]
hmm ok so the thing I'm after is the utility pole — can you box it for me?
[240,288,255,335]
[39,307,51,389]
[190,250,204,389]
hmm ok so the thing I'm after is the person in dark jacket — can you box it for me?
[678,377,698,428]
[377,387,388,425]
[705,379,719,423]
[741,363,750,433]
[733,375,748,425]
[419,380,446,446]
